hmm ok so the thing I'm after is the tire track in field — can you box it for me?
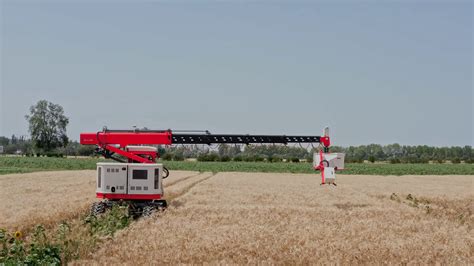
[164,172,204,188]
[164,172,217,205]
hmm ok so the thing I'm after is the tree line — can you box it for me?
[158,143,472,164]
[1,100,472,164]
[0,137,95,157]
[2,135,472,164]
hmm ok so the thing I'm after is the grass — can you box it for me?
[0,206,132,265]
[0,156,473,175]
[0,157,102,174]
[162,160,474,175]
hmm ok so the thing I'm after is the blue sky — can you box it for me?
[1,1,472,146]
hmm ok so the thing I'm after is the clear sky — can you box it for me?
[0,1,472,146]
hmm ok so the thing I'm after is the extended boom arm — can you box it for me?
[80,128,330,163]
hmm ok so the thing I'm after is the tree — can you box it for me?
[0,136,9,146]
[11,134,18,144]
[25,100,69,152]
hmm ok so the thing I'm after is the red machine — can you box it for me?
[80,127,341,216]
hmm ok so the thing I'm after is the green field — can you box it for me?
[0,156,473,175]
[0,157,102,175]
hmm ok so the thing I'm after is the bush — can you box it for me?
[389,158,401,164]
[85,205,130,236]
[172,154,184,161]
[197,153,219,162]
[208,153,219,162]
[196,154,207,162]
[452,158,461,164]
[289,157,300,163]
[368,155,375,163]
[161,153,173,161]
[271,157,282,163]
[401,156,425,164]
[243,156,255,162]
[233,156,242,162]
[0,225,62,265]
[346,157,364,163]
[420,157,429,164]
[254,156,264,162]
[219,155,231,162]
[45,152,64,158]
[77,145,96,156]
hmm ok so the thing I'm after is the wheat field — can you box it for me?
[0,170,199,232]
[1,171,472,264]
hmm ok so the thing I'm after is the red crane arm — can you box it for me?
[80,128,328,164]
[80,131,172,147]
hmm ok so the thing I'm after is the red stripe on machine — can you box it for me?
[96,193,162,200]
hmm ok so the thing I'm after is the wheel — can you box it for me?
[162,167,170,179]
[142,206,155,217]
[127,205,141,219]
[90,202,105,216]
[155,200,168,210]
[321,159,330,167]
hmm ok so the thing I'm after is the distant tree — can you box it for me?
[25,100,69,152]
[77,144,95,156]
[63,141,80,156]
[0,136,9,146]
[10,134,18,144]
[462,145,472,161]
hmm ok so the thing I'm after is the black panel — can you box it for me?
[172,134,320,145]
[132,169,148,180]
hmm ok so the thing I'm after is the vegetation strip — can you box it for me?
[0,206,131,265]
[163,161,474,175]
[1,157,473,175]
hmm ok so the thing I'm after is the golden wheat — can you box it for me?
[76,173,473,264]
[0,170,199,232]
[2,171,472,264]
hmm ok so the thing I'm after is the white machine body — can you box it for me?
[96,162,164,200]
[313,152,345,170]
[323,167,336,184]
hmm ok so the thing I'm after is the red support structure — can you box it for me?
[105,145,154,163]
[80,131,173,163]
[80,129,327,164]
[80,131,172,147]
